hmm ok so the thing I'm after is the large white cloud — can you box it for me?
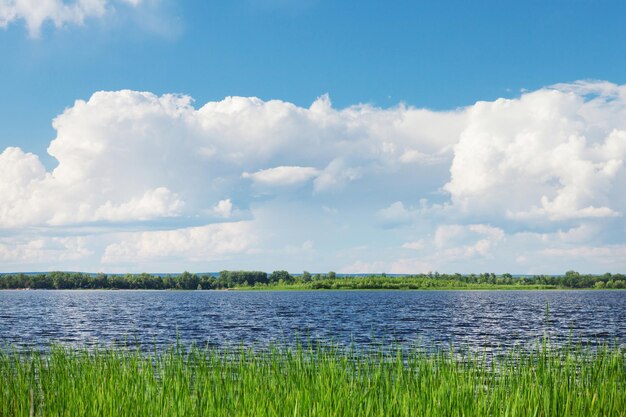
[0,89,462,229]
[1,81,626,272]
[0,0,141,37]
[445,81,626,222]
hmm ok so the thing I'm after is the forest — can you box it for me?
[0,270,625,290]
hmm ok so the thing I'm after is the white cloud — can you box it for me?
[338,224,505,274]
[0,0,141,37]
[101,221,255,264]
[377,201,413,227]
[0,89,461,229]
[243,166,320,187]
[0,147,48,225]
[402,240,424,251]
[1,81,626,272]
[211,199,234,218]
[89,187,183,223]
[399,149,447,165]
[433,224,504,259]
[445,82,626,222]
[313,158,361,192]
[0,235,92,264]
[339,222,626,275]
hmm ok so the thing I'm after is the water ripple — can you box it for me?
[0,290,624,350]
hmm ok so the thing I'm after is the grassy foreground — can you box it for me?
[1,343,624,417]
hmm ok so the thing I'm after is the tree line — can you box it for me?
[0,270,624,290]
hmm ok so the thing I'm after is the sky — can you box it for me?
[1,0,626,274]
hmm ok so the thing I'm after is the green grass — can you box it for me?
[1,342,624,417]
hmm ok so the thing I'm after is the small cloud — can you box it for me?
[211,199,233,218]
[402,240,424,251]
[0,0,142,38]
[377,201,413,228]
[399,149,446,165]
[243,166,320,187]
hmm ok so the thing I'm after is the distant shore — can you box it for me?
[4,286,626,291]
[1,270,625,290]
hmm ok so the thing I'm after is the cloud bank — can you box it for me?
[1,81,625,273]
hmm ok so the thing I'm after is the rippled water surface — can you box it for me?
[0,290,624,349]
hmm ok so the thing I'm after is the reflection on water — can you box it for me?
[0,290,624,350]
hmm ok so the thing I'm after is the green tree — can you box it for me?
[269,270,292,284]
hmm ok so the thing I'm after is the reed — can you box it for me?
[1,342,624,417]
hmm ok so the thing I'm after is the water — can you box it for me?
[0,290,624,350]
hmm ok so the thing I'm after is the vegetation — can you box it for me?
[1,342,624,417]
[1,270,625,290]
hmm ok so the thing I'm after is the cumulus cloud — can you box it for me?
[0,0,141,37]
[0,235,92,264]
[0,90,461,229]
[445,82,626,223]
[101,221,255,264]
[1,81,626,272]
[91,187,184,223]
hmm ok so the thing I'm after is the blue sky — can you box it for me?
[4,0,626,163]
[1,0,626,273]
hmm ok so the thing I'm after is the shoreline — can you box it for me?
[1,287,625,291]
[3,271,624,291]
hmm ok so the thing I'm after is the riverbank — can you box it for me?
[4,285,626,291]
[231,284,560,290]
[2,270,625,290]
[2,343,624,417]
